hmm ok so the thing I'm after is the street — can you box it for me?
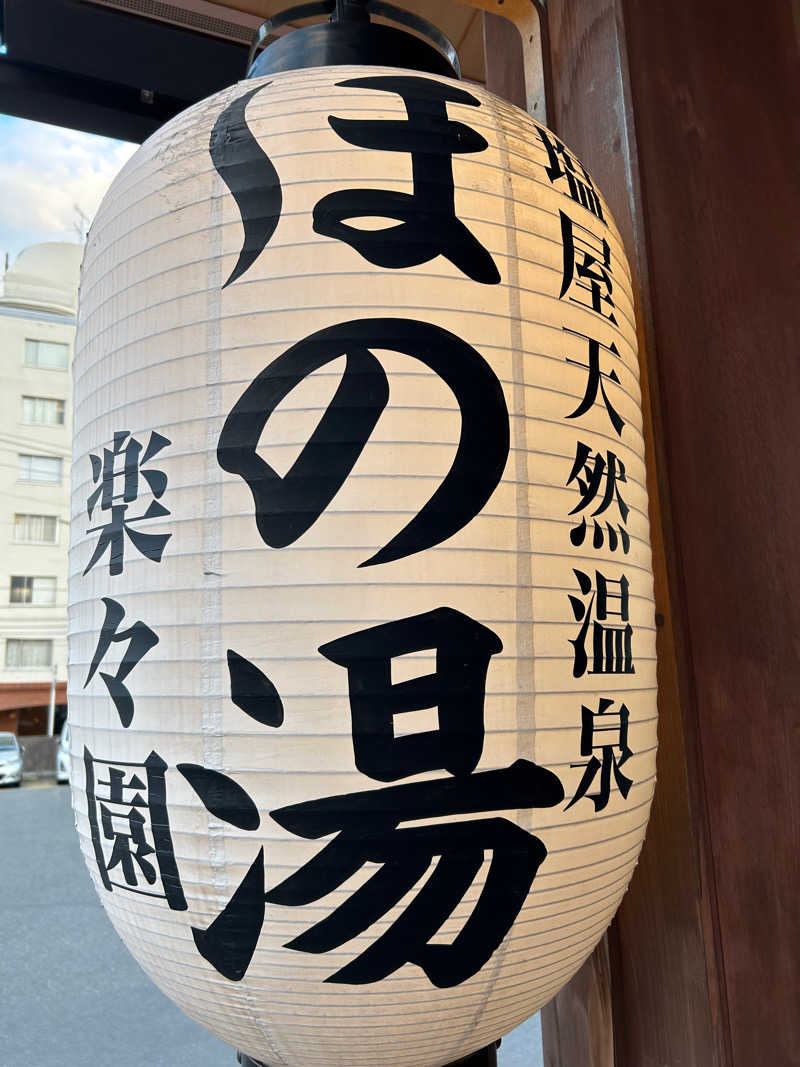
[0,783,542,1067]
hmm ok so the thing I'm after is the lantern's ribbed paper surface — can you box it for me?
[69,67,657,1067]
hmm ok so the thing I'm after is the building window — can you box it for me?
[18,454,62,483]
[10,576,57,604]
[22,396,66,425]
[5,638,53,668]
[13,514,58,544]
[24,339,69,370]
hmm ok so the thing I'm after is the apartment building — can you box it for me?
[0,242,81,735]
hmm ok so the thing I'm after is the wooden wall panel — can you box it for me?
[617,3,800,1066]
[482,11,526,110]
[534,3,722,1063]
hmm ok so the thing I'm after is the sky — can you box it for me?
[0,114,137,268]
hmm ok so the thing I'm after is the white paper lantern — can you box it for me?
[69,54,656,1067]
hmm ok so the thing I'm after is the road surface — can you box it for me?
[0,782,543,1067]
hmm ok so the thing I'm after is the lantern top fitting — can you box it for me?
[247,0,461,80]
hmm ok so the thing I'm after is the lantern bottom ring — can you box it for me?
[236,1040,501,1067]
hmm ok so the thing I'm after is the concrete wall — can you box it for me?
[0,244,78,705]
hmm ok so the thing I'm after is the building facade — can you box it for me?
[0,242,81,735]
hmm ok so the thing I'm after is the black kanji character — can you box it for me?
[84,430,171,576]
[217,318,509,567]
[559,211,617,324]
[568,569,634,678]
[537,128,605,221]
[565,698,633,812]
[566,441,630,553]
[313,76,500,284]
[564,327,626,436]
[84,748,186,909]
[84,597,159,727]
[264,607,564,988]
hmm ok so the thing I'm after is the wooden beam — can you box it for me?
[482,10,526,110]
[463,0,547,117]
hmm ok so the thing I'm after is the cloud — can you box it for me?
[0,116,137,261]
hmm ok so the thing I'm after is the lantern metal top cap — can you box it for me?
[247,0,461,80]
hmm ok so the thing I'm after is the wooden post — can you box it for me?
[484,1,799,1065]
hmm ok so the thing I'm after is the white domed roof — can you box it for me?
[2,242,83,314]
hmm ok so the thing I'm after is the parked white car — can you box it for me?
[56,723,71,784]
[0,733,23,787]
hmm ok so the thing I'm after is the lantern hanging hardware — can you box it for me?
[246,0,461,80]
[330,0,371,23]
[236,1038,501,1066]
